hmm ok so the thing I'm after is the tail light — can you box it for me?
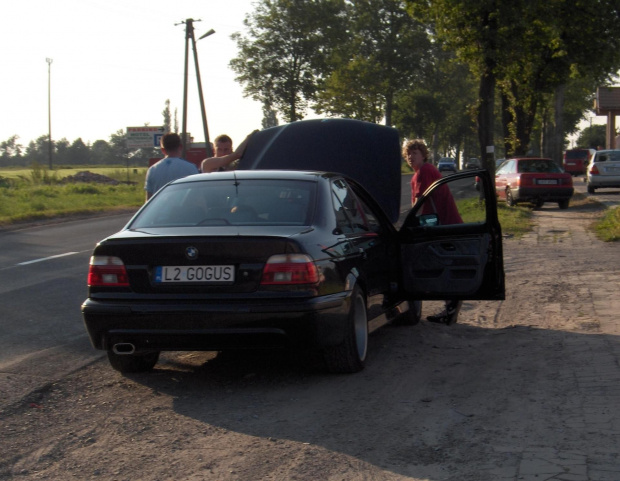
[590,165,600,175]
[516,175,534,186]
[88,256,129,286]
[261,254,319,285]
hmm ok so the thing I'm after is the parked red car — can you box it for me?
[495,157,574,209]
[563,148,595,176]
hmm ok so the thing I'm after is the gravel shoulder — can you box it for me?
[1,200,620,481]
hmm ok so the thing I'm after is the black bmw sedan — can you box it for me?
[82,120,504,374]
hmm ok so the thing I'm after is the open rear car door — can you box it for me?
[398,169,505,301]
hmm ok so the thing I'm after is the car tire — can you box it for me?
[107,350,160,373]
[506,188,516,206]
[587,184,595,194]
[535,199,544,208]
[558,199,569,209]
[323,285,368,374]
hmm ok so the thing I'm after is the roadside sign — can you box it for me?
[126,126,165,149]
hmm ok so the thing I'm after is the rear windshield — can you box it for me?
[564,150,589,160]
[131,179,316,228]
[517,159,562,173]
[594,151,620,163]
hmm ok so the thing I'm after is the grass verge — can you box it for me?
[595,207,620,241]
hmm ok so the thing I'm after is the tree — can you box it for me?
[91,140,112,165]
[67,138,90,165]
[408,0,500,172]
[409,0,620,167]
[576,125,606,150]
[54,138,71,165]
[23,135,52,167]
[393,41,477,162]
[162,99,172,133]
[261,98,279,129]
[0,135,23,166]
[231,0,347,122]
[108,129,130,164]
[315,0,430,126]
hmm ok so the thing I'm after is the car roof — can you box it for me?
[175,169,328,183]
[237,119,402,222]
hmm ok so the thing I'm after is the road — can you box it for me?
[0,213,134,406]
[572,174,620,207]
[0,173,608,407]
[1,177,620,480]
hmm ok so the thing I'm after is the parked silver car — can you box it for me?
[586,149,620,193]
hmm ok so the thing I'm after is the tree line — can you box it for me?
[0,101,179,168]
[2,0,619,169]
[0,131,160,169]
[230,0,620,167]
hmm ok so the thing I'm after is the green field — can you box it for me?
[0,166,146,225]
[0,166,147,181]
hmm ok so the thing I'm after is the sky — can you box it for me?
[2,0,270,150]
[2,0,608,154]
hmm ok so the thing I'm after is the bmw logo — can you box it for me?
[185,246,199,260]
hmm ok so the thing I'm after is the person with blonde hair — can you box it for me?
[201,131,257,173]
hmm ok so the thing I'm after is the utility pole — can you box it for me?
[176,18,214,159]
[46,58,53,169]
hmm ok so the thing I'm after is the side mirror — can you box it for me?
[419,213,439,227]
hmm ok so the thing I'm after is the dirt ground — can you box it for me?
[1,199,620,481]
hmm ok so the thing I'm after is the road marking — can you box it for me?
[17,252,79,266]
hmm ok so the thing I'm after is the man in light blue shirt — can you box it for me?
[144,133,199,200]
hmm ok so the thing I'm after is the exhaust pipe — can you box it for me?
[112,343,136,355]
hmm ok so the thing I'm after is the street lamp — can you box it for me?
[177,18,215,159]
[46,57,53,169]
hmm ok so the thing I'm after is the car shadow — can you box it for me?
[122,317,620,479]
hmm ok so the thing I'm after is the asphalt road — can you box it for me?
[0,213,134,406]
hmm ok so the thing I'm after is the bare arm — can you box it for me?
[200,130,257,173]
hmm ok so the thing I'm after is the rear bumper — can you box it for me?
[513,186,573,202]
[82,293,351,352]
[563,163,585,175]
[587,175,620,189]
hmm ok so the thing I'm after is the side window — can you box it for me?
[331,179,370,233]
[357,197,380,232]
[497,161,511,174]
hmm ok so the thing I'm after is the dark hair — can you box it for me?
[402,139,429,162]
[214,134,232,145]
[161,132,182,151]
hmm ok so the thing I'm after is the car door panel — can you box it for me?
[398,169,505,301]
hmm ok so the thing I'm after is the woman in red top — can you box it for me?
[403,139,463,325]
[405,140,463,224]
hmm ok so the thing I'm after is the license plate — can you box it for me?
[604,166,620,173]
[155,265,235,283]
[537,179,558,185]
